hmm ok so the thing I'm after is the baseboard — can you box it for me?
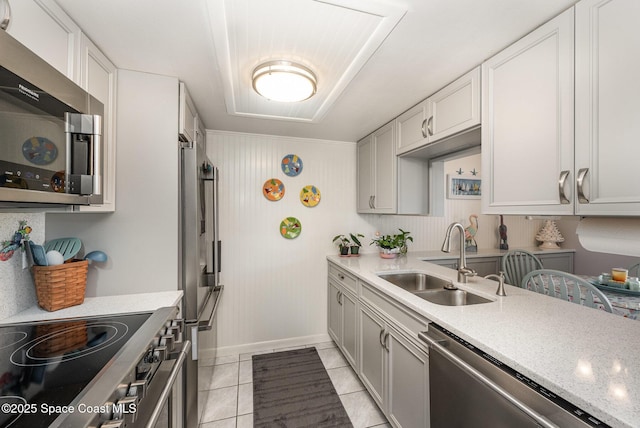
[199,333,333,360]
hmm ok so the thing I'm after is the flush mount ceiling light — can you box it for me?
[252,60,317,102]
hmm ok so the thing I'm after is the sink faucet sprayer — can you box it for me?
[441,222,477,283]
[484,272,507,296]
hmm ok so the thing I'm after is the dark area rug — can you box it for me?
[253,347,353,427]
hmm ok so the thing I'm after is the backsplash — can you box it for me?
[0,212,45,319]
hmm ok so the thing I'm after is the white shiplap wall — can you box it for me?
[205,131,544,355]
[206,131,373,354]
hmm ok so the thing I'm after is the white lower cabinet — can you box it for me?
[358,303,430,428]
[327,279,358,368]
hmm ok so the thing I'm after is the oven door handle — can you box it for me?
[145,340,191,428]
[418,331,558,428]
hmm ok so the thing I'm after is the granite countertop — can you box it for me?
[328,252,639,428]
[0,290,183,325]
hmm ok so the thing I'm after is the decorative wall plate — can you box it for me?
[22,137,58,165]
[281,154,303,177]
[300,185,321,207]
[280,217,301,239]
[263,178,285,201]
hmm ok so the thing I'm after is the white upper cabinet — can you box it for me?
[427,66,480,143]
[574,0,640,215]
[396,101,429,155]
[357,121,397,214]
[481,7,575,215]
[76,33,117,212]
[396,67,481,156]
[179,83,197,143]
[6,0,81,81]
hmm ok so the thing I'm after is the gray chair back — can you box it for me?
[501,249,543,287]
[522,269,613,313]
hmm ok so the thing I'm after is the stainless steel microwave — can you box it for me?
[0,29,103,208]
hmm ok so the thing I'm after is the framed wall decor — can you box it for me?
[448,174,481,199]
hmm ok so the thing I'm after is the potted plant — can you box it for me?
[332,234,351,256]
[349,233,365,256]
[370,229,413,258]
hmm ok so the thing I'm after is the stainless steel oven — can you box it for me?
[0,28,104,208]
[419,324,608,428]
[0,307,187,428]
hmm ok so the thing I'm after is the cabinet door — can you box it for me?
[575,0,640,215]
[342,290,358,369]
[467,258,500,277]
[359,304,386,408]
[427,66,480,143]
[396,101,428,155]
[327,281,342,345]
[6,0,80,80]
[357,136,375,213]
[481,8,575,215]
[372,121,397,213]
[538,252,574,273]
[387,329,430,428]
[76,33,117,212]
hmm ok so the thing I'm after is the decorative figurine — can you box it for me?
[499,215,509,250]
[464,214,478,252]
[0,220,31,261]
[535,220,565,250]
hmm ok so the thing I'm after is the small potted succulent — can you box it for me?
[349,233,365,256]
[332,234,351,256]
[370,229,413,259]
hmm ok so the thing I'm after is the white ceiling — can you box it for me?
[55,0,577,142]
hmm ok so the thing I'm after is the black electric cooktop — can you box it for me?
[0,313,151,428]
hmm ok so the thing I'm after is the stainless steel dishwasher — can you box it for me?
[419,324,609,428]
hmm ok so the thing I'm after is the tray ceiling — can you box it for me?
[207,0,406,123]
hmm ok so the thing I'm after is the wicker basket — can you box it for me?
[32,259,88,311]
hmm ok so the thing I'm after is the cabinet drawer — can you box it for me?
[361,282,429,337]
[328,264,357,294]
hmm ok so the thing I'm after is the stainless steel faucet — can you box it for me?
[484,271,507,296]
[441,222,476,283]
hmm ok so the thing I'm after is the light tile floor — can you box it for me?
[197,341,390,428]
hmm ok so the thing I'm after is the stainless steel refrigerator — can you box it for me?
[179,136,222,428]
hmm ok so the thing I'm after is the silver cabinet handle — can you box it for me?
[338,273,345,281]
[426,116,434,136]
[379,329,386,349]
[558,170,570,204]
[383,332,390,351]
[368,195,373,209]
[336,290,342,305]
[419,331,557,428]
[576,168,589,204]
[0,0,10,30]
[371,195,376,209]
[421,118,428,138]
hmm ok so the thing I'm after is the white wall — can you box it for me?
[46,70,180,297]
[206,131,373,353]
[0,212,45,319]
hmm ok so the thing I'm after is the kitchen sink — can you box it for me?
[413,289,492,306]
[377,272,493,306]
[377,272,452,292]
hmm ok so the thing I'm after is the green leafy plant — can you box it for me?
[370,229,413,253]
[349,233,364,247]
[332,234,352,255]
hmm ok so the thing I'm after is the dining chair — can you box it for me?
[500,249,543,287]
[628,262,640,277]
[521,269,613,313]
